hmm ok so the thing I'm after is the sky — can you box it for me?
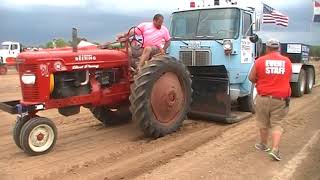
[0,0,319,45]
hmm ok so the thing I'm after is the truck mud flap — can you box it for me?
[187,66,233,123]
[0,100,20,114]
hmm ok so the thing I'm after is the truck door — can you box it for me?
[241,12,254,64]
[10,43,20,57]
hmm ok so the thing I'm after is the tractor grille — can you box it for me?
[179,50,211,66]
[19,64,40,101]
[179,51,192,66]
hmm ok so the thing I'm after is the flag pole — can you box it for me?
[260,0,264,32]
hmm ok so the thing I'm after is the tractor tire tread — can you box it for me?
[130,56,192,138]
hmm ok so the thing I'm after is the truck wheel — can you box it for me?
[19,117,57,156]
[0,65,8,75]
[130,56,192,138]
[291,69,306,97]
[238,85,257,113]
[13,115,32,149]
[305,68,315,94]
[90,105,131,125]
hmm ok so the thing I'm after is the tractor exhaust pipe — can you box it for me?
[72,28,78,52]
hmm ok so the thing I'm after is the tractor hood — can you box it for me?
[18,48,128,64]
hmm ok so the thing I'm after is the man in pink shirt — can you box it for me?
[118,14,171,71]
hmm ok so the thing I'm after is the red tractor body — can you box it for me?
[18,46,131,113]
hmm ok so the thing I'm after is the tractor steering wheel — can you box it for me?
[127,26,144,50]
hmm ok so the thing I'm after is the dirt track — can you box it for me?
[1,61,320,180]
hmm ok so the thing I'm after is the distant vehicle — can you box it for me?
[0,41,23,74]
[0,41,22,63]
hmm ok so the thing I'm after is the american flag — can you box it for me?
[262,3,289,27]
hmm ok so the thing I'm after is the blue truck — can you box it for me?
[168,1,315,122]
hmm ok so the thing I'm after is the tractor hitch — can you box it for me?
[0,100,20,114]
[0,100,43,115]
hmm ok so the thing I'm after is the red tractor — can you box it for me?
[0,28,192,156]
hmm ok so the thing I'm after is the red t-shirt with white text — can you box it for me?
[255,52,292,98]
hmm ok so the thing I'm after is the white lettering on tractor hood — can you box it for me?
[75,55,97,61]
[72,64,100,70]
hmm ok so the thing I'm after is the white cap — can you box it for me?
[266,38,280,48]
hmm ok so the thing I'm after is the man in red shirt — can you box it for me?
[249,38,292,161]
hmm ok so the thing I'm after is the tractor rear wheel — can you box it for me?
[0,65,8,75]
[90,105,131,126]
[129,56,192,138]
[19,117,57,156]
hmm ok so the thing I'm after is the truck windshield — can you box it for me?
[1,45,9,50]
[171,8,240,40]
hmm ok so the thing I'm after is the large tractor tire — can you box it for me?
[19,117,57,156]
[291,69,306,97]
[238,84,257,113]
[305,67,315,94]
[0,65,8,75]
[129,56,192,138]
[90,105,131,126]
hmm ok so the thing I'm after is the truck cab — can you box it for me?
[0,41,22,64]
[168,2,259,121]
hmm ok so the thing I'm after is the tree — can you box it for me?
[92,42,100,45]
[310,46,320,57]
[45,38,70,48]
[44,37,95,48]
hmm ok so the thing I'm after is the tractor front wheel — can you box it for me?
[130,56,192,138]
[13,115,32,149]
[19,117,57,156]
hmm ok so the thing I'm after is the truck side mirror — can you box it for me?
[249,34,259,43]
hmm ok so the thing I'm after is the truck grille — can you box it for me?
[179,51,192,66]
[179,50,211,66]
[195,51,210,66]
[19,64,40,101]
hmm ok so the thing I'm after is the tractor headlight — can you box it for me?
[21,73,36,85]
[223,40,233,55]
